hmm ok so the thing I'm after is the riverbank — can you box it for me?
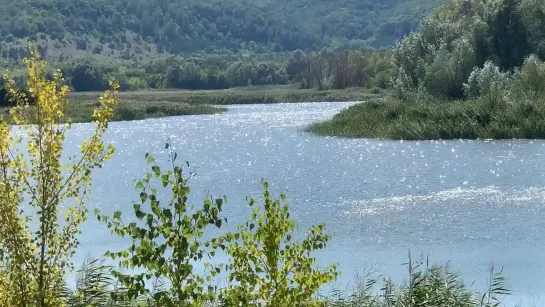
[63,86,379,123]
[308,93,545,140]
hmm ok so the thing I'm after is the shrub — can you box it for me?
[127,76,148,90]
[76,38,87,50]
[512,54,545,101]
[221,182,339,306]
[421,38,476,99]
[391,67,413,100]
[97,149,226,306]
[464,61,511,105]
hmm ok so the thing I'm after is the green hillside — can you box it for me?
[0,0,444,55]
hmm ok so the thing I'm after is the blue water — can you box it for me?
[60,101,545,306]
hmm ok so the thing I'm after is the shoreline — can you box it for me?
[307,93,545,140]
[60,86,379,123]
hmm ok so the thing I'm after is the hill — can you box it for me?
[0,0,444,57]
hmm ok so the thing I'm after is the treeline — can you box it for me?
[287,50,392,90]
[37,50,391,92]
[0,0,442,54]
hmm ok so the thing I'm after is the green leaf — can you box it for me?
[146,154,155,164]
[146,214,154,226]
[190,245,198,254]
[152,166,161,177]
[161,175,169,187]
[140,192,148,203]
[135,181,144,189]
[163,208,173,220]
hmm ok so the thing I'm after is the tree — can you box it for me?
[222,182,339,306]
[66,62,106,92]
[0,46,118,307]
[390,0,543,99]
[97,149,226,306]
[76,38,88,50]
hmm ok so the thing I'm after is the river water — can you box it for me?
[61,101,545,305]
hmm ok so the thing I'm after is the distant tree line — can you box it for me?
[5,49,389,92]
[287,50,392,90]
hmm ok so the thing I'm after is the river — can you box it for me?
[61,101,545,305]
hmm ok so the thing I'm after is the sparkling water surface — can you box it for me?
[60,101,545,306]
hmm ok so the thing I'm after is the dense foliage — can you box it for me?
[391,0,545,100]
[0,0,441,92]
[30,50,390,91]
[312,0,545,140]
[0,0,443,54]
[308,90,545,140]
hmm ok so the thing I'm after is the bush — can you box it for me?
[464,61,511,105]
[127,76,148,90]
[421,38,476,99]
[391,67,413,100]
[512,55,545,101]
[92,45,104,54]
[97,150,226,305]
[221,182,339,306]
[76,38,87,50]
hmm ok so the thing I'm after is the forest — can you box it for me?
[390,0,545,100]
[0,0,445,92]
[0,0,442,53]
[61,50,392,91]
[0,48,393,92]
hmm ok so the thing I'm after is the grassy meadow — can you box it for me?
[57,86,377,123]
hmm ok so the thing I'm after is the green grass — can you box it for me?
[62,86,376,123]
[66,97,225,123]
[324,265,509,307]
[65,256,510,307]
[154,87,377,105]
[308,93,545,140]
